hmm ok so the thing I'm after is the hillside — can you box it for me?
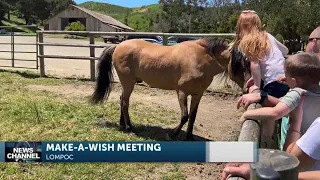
[78,1,161,32]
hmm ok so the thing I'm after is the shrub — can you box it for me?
[65,21,86,31]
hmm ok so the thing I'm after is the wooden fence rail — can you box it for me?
[227,102,299,180]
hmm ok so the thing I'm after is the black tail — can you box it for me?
[91,45,116,104]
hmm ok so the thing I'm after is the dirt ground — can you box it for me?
[27,81,244,180]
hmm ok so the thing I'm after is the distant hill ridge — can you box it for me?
[78,1,161,32]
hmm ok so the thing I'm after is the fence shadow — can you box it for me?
[0,69,95,82]
[0,69,40,79]
[95,119,212,141]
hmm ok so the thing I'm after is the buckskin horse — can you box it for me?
[90,38,250,141]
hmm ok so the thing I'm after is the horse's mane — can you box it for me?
[227,42,250,78]
[203,38,231,55]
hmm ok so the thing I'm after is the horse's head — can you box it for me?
[202,38,251,92]
[227,43,252,92]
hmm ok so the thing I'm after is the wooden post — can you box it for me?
[11,27,14,67]
[228,103,262,180]
[162,35,168,46]
[38,32,45,77]
[238,103,262,142]
[251,149,299,180]
[36,26,39,69]
[89,35,95,81]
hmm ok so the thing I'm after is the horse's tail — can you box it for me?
[91,45,117,104]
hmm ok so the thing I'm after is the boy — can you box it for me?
[221,117,320,180]
[238,52,320,150]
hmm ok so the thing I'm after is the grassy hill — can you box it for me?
[78,1,162,32]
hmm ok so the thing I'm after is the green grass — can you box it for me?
[0,70,186,179]
[79,2,161,32]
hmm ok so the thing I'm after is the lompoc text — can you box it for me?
[46,143,162,152]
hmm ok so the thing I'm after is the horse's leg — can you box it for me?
[119,94,125,130]
[185,94,202,141]
[167,90,189,140]
[120,79,135,133]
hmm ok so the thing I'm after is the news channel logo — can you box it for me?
[5,141,42,162]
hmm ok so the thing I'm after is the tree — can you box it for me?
[0,2,7,23]
[124,10,129,26]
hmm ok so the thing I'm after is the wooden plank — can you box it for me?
[227,103,262,180]
[37,42,106,48]
[238,103,262,142]
[38,30,236,38]
[38,32,45,77]
[89,35,96,81]
[38,55,98,60]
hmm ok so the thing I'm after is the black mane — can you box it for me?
[229,44,251,77]
[204,38,230,55]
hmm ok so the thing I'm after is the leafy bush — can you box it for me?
[65,21,86,31]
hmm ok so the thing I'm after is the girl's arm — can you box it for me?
[250,61,261,93]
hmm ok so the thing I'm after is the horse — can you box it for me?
[90,38,250,141]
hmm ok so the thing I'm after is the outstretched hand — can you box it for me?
[237,93,261,110]
[221,163,251,180]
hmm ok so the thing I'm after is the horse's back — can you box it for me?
[112,39,212,92]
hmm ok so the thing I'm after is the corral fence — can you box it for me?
[0,25,38,69]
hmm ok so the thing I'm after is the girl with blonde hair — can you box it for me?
[236,10,289,98]
[236,10,290,147]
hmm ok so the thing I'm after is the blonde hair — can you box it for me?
[235,10,271,62]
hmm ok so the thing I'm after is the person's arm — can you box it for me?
[239,89,302,123]
[287,118,320,170]
[237,93,281,110]
[240,102,291,122]
[283,97,304,150]
[249,61,261,93]
[299,171,320,180]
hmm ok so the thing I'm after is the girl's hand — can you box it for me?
[278,75,287,84]
[245,77,254,89]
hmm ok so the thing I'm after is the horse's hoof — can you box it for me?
[128,132,136,136]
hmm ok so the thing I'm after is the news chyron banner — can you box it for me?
[0,141,258,163]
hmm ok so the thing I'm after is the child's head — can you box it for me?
[285,52,320,89]
[235,10,271,62]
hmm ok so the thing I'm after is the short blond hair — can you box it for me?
[235,10,271,62]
